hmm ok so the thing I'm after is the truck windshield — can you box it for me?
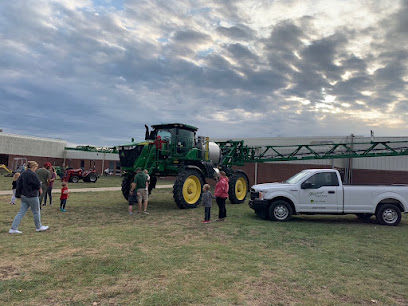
[285,170,310,184]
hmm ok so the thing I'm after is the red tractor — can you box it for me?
[64,168,98,183]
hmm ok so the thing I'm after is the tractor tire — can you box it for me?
[121,173,134,200]
[173,169,204,209]
[70,176,80,183]
[228,172,249,204]
[87,173,98,183]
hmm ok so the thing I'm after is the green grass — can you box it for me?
[1,189,408,305]
[0,174,174,191]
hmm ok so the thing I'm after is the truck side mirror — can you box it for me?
[301,182,313,189]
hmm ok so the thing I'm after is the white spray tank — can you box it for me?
[197,136,221,177]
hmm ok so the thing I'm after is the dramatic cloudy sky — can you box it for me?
[1,0,407,146]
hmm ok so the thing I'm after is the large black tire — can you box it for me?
[228,171,249,204]
[87,173,98,183]
[70,176,80,183]
[148,175,157,195]
[121,173,134,200]
[173,169,204,209]
[269,200,293,221]
[376,204,401,226]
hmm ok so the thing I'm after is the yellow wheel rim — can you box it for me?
[235,177,247,201]
[182,175,201,204]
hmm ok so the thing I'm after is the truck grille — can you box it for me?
[250,189,258,200]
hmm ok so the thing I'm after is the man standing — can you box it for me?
[36,162,51,206]
[129,168,149,214]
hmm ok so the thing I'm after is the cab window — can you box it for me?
[302,172,339,189]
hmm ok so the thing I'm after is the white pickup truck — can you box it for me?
[249,169,408,226]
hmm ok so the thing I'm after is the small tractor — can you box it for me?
[118,123,249,208]
[64,168,99,183]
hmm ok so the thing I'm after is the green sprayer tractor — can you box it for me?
[118,123,249,208]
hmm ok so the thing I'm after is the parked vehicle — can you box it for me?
[249,169,408,226]
[118,123,249,209]
[64,168,98,183]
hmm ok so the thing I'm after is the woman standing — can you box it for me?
[214,171,229,221]
[43,166,56,206]
[9,161,49,234]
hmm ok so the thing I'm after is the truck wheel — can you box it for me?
[121,173,134,200]
[269,200,293,221]
[71,176,80,183]
[228,172,249,204]
[173,169,204,209]
[376,204,401,226]
[88,173,98,183]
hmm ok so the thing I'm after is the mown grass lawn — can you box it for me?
[1,188,408,305]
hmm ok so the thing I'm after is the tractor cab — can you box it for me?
[119,123,199,171]
[147,123,198,157]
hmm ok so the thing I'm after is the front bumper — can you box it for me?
[249,199,269,211]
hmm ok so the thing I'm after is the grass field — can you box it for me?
[1,186,408,305]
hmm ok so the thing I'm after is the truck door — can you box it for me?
[298,172,342,212]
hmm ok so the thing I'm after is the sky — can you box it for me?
[1,0,407,147]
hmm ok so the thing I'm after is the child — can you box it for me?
[10,172,20,205]
[60,182,69,212]
[201,184,215,223]
[143,169,150,192]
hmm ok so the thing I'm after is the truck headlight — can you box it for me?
[258,192,265,200]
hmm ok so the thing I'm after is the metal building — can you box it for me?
[0,132,120,175]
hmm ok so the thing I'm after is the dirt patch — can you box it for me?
[0,265,20,280]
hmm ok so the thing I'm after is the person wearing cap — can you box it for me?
[9,161,49,234]
[153,135,167,160]
[36,162,51,207]
[129,167,149,215]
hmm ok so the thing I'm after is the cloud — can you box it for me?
[0,0,407,147]
[216,24,255,41]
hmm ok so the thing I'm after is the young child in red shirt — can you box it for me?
[60,182,69,212]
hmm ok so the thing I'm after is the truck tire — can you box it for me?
[121,173,134,200]
[87,173,98,183]
[70,176,80,183]
[228,172,249,204]
[173,169,204,209]
[376,204,401,226]
[269,200,293,221]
